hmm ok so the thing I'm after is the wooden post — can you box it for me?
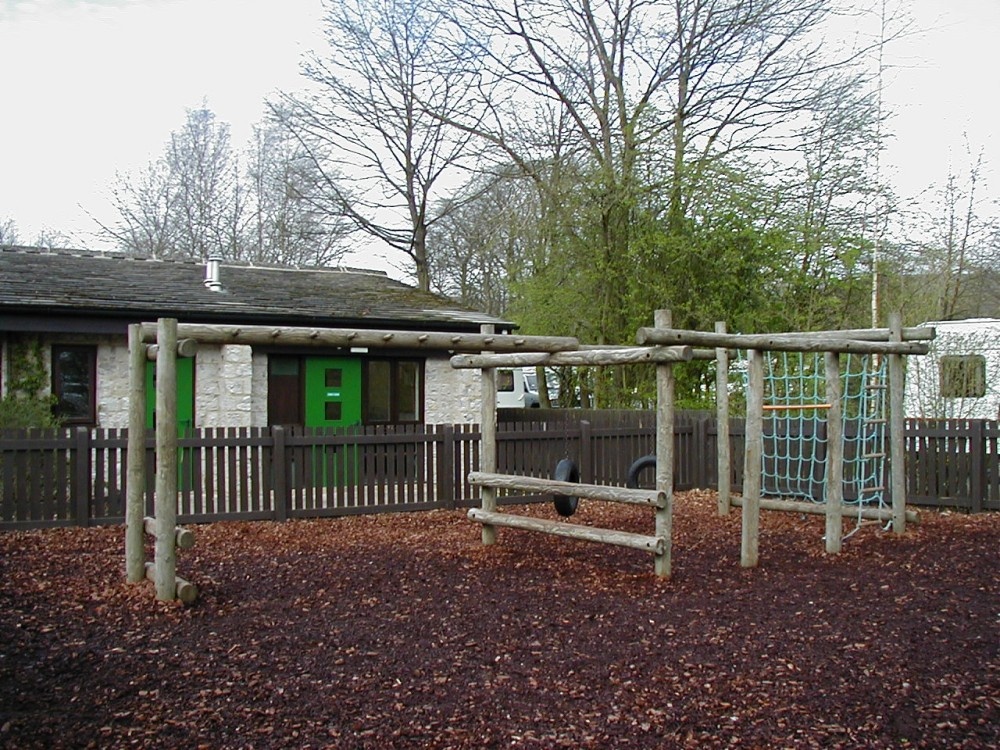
[441,424,456,509]
[654,309,674,578]
[888,312,906,534]
[154,317,179,601]
[579,420,593,483]
[72,427,91,526]
[741,349,763,567]
[272,425,288,522]
[125,323,147,583]
[479,324,498,545]
[824,350,844,553]
[715,321,731,515]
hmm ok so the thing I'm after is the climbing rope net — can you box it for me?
[739,351,888,510]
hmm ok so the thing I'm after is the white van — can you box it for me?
[496,368,540,408]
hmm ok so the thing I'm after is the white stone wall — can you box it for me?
[424,355,482,424]
[198,345,254,428]
[250,351,269,427]
[96,337,131,428]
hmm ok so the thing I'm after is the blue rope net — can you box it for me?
[739,351,887,508]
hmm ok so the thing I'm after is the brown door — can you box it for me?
[268,356,302,425]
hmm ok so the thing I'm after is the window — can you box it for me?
[498,369,515,392]
[939,355,987,398]
[364,359,423,424]
[52,345,97,425]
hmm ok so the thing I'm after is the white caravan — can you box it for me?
[904,318,1000,420]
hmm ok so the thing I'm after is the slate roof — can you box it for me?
[0,246,511,333]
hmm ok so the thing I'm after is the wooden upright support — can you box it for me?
[888,312,906,535]
[715,321,731,516]
[479,324,498,546]
[125,324,147,583]
[824,351,844,553]
[654,309,674,578]
[154,317,179,601]
[741,349,763,568]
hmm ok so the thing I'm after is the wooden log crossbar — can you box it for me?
[467,509,665,555]
[145,339,198,360]
[143,516,196,550]
[143,563,199,606]
[451,346,692,369]
[468,471,666,508]
[635,327,931,355]
[140,322,580,354]
[728,497,920,524]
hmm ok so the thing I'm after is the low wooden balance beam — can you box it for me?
[467,472,666,555]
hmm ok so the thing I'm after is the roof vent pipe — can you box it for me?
[204,255,223,292]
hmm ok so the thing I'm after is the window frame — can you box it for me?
[51,344,97,426]
[363,358,424,425]
[939,354,987,399]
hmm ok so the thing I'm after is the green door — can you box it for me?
[146,357,196,491]
[304,358,362,489]
[146,357,195,432]
[304,358,362,427]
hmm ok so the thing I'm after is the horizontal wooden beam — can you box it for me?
[467,509,665,554]
[635,327,930,355]
[143,516,196,549]
[144,562,199,605]
[145,338,198,361]
[469,471,665,507]
[140,322,579,353]
[729,497,920,524]
[755,326,935,342]
[451,346,692,369]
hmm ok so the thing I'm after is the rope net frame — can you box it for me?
[739,350,888,509]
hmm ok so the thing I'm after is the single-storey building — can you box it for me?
[0,246,512,429]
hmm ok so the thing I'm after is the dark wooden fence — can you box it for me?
[1,412,997,529]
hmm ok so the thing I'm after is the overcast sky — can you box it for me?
[0,0,996,272]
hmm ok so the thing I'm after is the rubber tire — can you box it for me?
[625,454,657,489]
[553,458,580,517]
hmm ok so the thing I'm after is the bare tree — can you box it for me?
[166,106,241,259]
[0,218,19,246]
[243,116,350,267]
[96,106,236,260]
[98,159,179,258]
[278,0,481,290]
[914,151,996,320]
[429,169,543,314]
[96,104,349,266]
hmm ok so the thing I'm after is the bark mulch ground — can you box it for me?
[1,490,997,749]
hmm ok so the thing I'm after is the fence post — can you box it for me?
[693,415,708,490]
[73,427,91,526]
[441,424,456,509]
[272,425,288,522]
[969,419,984,514]
[579,420,593,483]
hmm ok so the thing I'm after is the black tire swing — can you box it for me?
[625,454,657,489]
[552,457,580,517]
